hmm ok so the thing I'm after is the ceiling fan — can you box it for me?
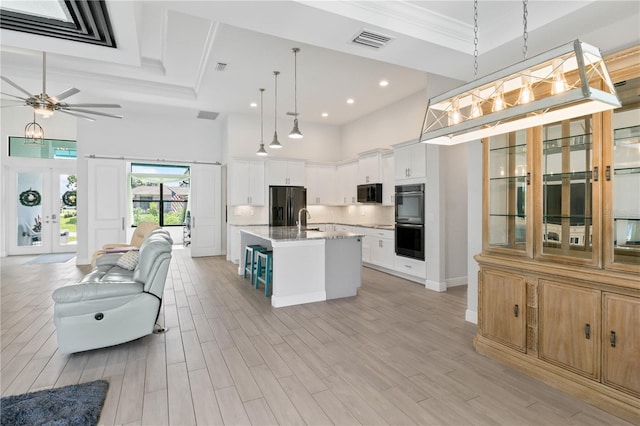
[0,52,123,121]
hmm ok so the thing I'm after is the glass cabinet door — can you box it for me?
[486,129,529,254]
[608,90,640,269]
[540,115,598,263]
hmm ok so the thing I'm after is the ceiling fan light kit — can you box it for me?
[419,40,620,146]
[1,52,123,121]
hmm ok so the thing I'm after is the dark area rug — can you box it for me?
[0,380,109,426]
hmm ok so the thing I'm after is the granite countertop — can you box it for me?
[240,226,364,242]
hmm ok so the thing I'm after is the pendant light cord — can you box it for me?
[522,0,528,59]
[260,88,264,142]
[293,49,298,115]
[274,72,278,128]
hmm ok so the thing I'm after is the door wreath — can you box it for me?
[62,190,77,207]
[19,188,41,207]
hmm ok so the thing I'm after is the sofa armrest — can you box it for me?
[52,281,144,303]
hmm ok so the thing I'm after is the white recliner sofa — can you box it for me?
[52,229,173,354]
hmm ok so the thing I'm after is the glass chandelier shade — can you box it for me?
[270,71,282,149]
[256,88,267,156]
[289,47,303,139]
[419,40,620,146]
[24,112,45,145]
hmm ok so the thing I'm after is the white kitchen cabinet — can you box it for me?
[306,164,337,205]
[227,224,242,264]
[268,159,306,186]
[369,229,394,269]
[357,152,381,184]
[229,159,265,206]
[381,152,395,206]
[394,254,426,279]
[337,161,358,205]
[394,143,426,182]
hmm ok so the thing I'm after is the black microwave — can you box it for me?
[357,183,382,203]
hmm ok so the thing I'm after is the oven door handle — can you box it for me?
[396,223,423,228]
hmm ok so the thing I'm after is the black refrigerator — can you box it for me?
[269,186,307,227]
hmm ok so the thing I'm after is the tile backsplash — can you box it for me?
[227,205,394,226]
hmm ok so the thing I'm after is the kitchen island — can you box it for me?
[239,227,364,307]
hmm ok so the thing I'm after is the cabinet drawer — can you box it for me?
[394,255,425,278]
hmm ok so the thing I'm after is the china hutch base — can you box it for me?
[475,46,639,423]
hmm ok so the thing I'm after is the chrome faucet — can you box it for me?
[297,208,311,233]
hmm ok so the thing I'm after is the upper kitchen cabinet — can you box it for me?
[267,159,306,186]
[394,142,426,182]
[381,152,395,206]
[306,164,337,205]
[228,159,265,206]
[357,150,386,184]
[337,161,358,205]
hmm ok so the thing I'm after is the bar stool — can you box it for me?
[254,250,273,296]
[243,245,266,285]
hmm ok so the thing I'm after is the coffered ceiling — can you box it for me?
[1,1,638,125]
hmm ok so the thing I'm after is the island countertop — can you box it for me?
[240,226,364,242]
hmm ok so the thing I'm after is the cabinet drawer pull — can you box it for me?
[585,323,590,340]
[593,166,599,182]
[605,165,611,181]
[513,304,519,318]
[610,331,616,348]
[526,172,531,186]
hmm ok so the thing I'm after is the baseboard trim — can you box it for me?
[465,309,478,324]
[76,257,90,266]
[446,276,468,287]
[425,280,447,292]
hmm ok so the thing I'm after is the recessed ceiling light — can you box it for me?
[347,98,355,104]
[321,112,328,117]
[379,80,389,87]
[250,102,257,108]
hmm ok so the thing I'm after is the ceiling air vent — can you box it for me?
[215,62,227,71]
[197,111,219,120]
[352,29,394,49]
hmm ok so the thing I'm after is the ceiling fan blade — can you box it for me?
[64,108,123,119]
[1,104,26,108]
[53,88,80,102]
[0,76,34,98]
[58,110,96,122]
[64,103,121,108]
[1,91,27,101]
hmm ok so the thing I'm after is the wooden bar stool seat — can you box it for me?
[254,250,273,296]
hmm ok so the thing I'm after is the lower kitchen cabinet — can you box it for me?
[539,281,600,379]
[480,269,527,352]
[602,293,640,397]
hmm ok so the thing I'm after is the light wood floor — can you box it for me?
[1,249,633,425]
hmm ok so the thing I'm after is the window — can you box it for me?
[130,163,190,227]
[9,137,76,159]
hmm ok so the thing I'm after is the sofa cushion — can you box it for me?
[116,250,139,270]
[134,233,172,284]
[81,265,135,284]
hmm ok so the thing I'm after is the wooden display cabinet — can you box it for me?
[475,46,640,422]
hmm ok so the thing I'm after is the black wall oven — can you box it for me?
[395,184,425,260]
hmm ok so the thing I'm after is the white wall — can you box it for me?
[466,140,483,324]
[444,143,469,287]
[75,108,224,263]
[226,113,342,161]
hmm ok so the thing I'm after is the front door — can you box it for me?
[8,167,77,255]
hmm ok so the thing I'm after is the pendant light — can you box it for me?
[24,111,44,145]
[256,88,267,156]
[269,71,282,149]
[288,47,303,139]
[419,0,620,146]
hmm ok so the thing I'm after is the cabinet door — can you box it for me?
[248,161,265,205]
[358,154,380,184]
[481,269,527,351]
[306,166,320,205]
[267,159,288,185]
[371,238,394,269]
[229,160,250,205]
[394,146,411,180]
[287,160,306,186]
[539,281,600,379]
[408,144,426,179]
[382,154,395,206]
[361,235,371,262]
[603,293,640,397]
